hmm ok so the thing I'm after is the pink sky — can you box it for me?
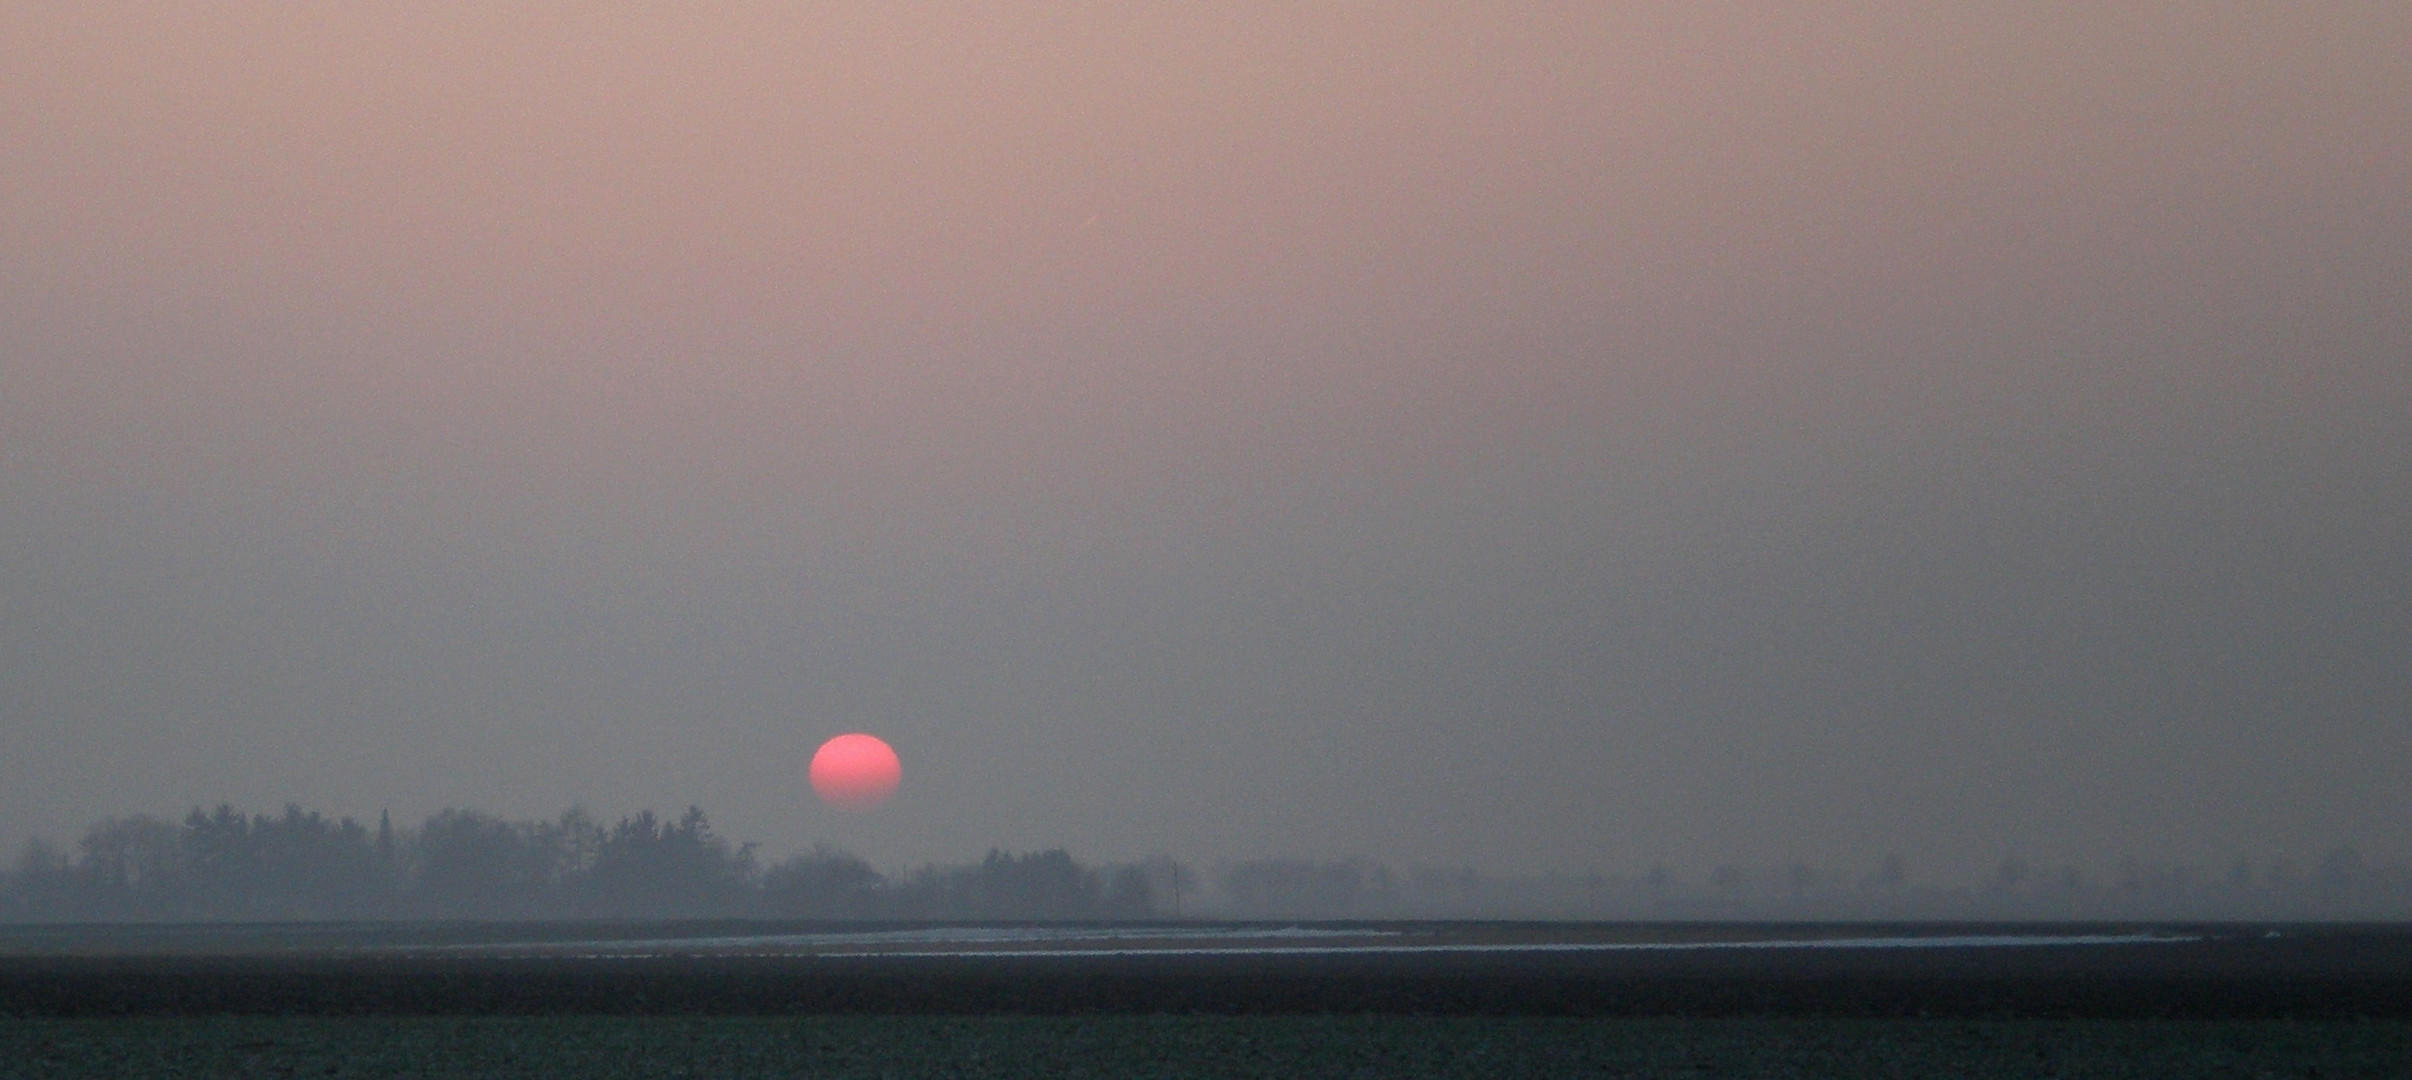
[2,3,2407,875]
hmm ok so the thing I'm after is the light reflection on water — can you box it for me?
[835,932,2195,959]
[401,927,2193,959]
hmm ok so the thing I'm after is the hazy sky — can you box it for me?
[3,3,2407,879]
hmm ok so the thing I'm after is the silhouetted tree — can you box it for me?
[968,848,1098,919]
[76,816,183,917]
[374,810,397,876]
[762,845,882,918]
[583,808,756,917]
[414,809,558,917]
[4,840,71,919]
[247,804,380,917]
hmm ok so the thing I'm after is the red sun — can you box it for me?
[810,733,901,811]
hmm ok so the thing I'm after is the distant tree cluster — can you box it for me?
[1363,851,2412,922]
[8,804,2409,922]
[1216,858,1395,916]
[0,804,1162,923]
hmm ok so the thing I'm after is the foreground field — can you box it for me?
[4,925,2405,1076]
[8,924,2412,1017]
[4,1014,2407,1079]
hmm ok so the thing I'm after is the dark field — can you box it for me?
[2,924,2408,1077]
[5,922,2411,1018]
[4,1015,2409,1078]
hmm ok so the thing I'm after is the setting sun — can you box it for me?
[810,733,902,812]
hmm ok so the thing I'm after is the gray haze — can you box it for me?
[2,3,2407,885]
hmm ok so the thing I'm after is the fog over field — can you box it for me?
[2,3,2407,893]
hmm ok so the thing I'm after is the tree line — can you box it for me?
[7,803,2407,922]
[1,804,1166,922]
